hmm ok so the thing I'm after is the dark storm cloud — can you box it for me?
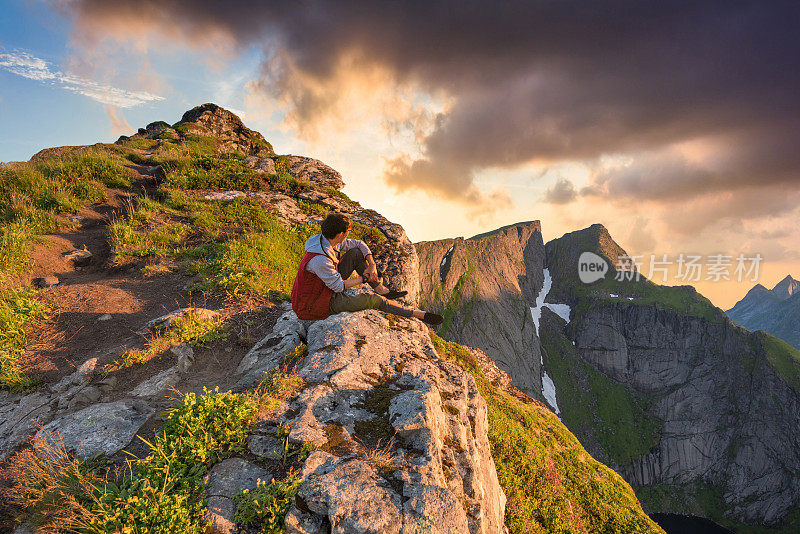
[65,0,800,204]
[544,178,578,205]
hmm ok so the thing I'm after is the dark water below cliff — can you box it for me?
[651,513,734,533]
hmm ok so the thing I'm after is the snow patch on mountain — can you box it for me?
[530,269,571,335]
[542,371,560,414]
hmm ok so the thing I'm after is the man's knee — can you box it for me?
[340,247,365,263]
[337,247,366,278]
[366,294,385,310]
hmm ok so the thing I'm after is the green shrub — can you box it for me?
[168,310,228,347]
[162,154,257,191]
[232,475,301,534]
[86,388,258,533]
[297,200,329,218]
[350,221,386,246]
[267,173,309,196]
[273,155,290,174]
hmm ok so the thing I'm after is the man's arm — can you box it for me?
[306,255,365,292]
[364,252,378,282]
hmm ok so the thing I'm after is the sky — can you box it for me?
[1,0,799,309]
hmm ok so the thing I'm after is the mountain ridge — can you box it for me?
[0,103,663,533]
[727,274,800,350]
[417,217,800,532]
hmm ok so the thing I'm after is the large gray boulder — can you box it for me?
[278,310,506,534]
[282,155,345,191]
[34,400,154,457]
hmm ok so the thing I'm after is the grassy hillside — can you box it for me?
[0,116,384,391]
[431,334,664,534]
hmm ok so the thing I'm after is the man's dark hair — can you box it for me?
[321,213,351,239]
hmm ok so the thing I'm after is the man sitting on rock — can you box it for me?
[291,213,443,325]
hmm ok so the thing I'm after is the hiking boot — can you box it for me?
[422,312,444,326]
[383,290,408,300]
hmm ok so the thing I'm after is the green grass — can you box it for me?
[6,373,308,533]
[117,137,158,150]
[430,333,664,534]
[108,191,316,298]
[350,221,386,246]
[161,154,260,191]
[297,199,329,217]
[585,365,660,466]
[439,268,476,335]
[0,149,133,278]
[757,331,800,393]
[570,276,723,323]
[0,286,47,390]
[188,223,315,297]
[422,248,478,336]
[266,172,310,196]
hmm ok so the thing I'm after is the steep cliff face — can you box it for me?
[415,222,544,397]
[542,224,800,529]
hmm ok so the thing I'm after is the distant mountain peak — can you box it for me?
[746,283,770,295]
[772,275,799,299]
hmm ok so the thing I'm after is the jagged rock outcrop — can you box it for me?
[544,222,630,302]
[282,154,345,191]
[237,308,506,533]
[727,274,800,349]
[176,103,274,157]
[415,222,544,398]
[542,224,800,526]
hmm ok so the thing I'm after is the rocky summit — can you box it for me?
[0,104,663,533]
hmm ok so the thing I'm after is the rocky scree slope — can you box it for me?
[415,222,545,398]
[726,274,800,350]
[542,224,800,531]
